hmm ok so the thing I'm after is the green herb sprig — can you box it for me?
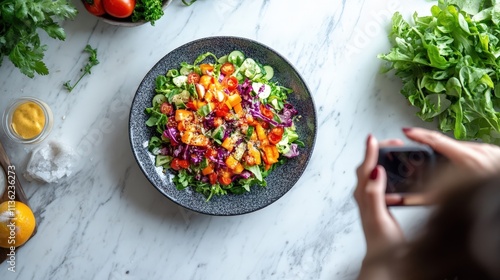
[64,45,99,93]
[132,0,164,25]
[0,0,77,78]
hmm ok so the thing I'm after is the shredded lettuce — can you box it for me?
[145,50,301,201]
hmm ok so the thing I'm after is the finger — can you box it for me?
[355,135,379,201]
[403,127,477,163]
[363,166,391,218]
[356,135,380,185]
[379,139,404,147]
[385,193,404,206]
[363,135,379,172]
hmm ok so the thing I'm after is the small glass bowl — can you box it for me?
[3,97,53,144]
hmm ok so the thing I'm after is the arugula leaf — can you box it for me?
[148,136,162,151]
[379,1,500,144]
[173,169,192,190]
[0,0,77,78]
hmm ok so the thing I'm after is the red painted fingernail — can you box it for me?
[367,134,372,145]
[369,166,379,180]
[402,127,412,133]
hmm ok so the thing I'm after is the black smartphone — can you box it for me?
[378,146,437,194]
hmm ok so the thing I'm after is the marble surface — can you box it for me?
[0,0,439,279]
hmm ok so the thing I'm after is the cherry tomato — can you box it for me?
[170,158,189,170]
[218,175,232,186]
[103,0,135,18]
[268,127,284,145]
[187,72,200,84]
[178,159,189,169]
[83,0,106,16]
[186,101,197,111]
[170,158,181,170]
[260,104,274,119]
[220,62,235,76]
[205,148,218,159]
[214,103,230,117]
[218,168,232,186]
[208,173,218,185]
[160,102,173,115]
[223,76,238,91]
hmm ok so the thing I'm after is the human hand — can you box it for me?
[354,135,405,261]
[397,127,500,202]
[403,127,500,176]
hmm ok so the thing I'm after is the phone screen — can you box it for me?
[378,147,434,194]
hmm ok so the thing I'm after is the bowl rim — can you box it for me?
[129,36,318,215]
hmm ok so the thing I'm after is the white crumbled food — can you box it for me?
[24,141,76,183]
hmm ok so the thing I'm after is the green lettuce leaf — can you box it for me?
[378,1,500,144]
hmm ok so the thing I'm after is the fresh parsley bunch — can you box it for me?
[379,0,500,144]
[0,0,77,78]
[132,0,164,25]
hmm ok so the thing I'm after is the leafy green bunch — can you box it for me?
[0,0,77,78]
[379,0,500,144]
[132,0,164,25]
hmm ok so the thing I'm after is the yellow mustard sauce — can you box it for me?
[11,101,46,139]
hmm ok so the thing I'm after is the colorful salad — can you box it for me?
[145,51,302,200]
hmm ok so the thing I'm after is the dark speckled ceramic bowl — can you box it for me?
[129,36,317,216]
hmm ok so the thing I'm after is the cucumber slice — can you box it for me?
[155,155,172,167]
[263,65,274,80]
[218,55,228,64]
[253,73,263,80]
[228,50,245,66]
[212,125,225,141]
[235,72,245,82]
[180,66,191,76]
[171,90,190,106]
[152,94,167,107]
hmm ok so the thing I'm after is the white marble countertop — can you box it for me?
[0,0,439,279]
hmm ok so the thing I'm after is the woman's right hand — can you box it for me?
[403,127,500,176]
[403,127,500,202]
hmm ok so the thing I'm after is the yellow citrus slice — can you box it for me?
[0,201,36,248]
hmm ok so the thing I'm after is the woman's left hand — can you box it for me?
[354,135,405,261]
